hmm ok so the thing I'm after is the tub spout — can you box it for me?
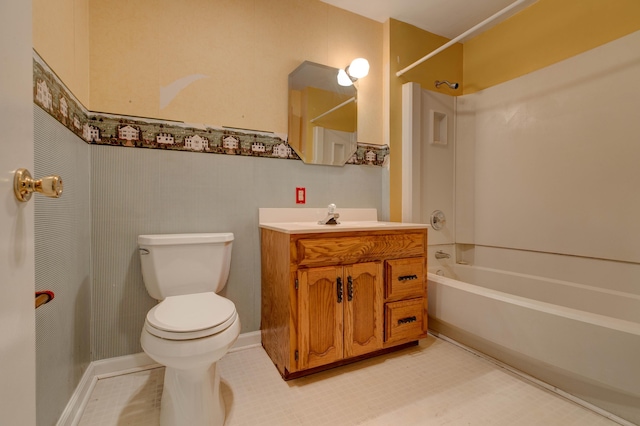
[435,250,451,259]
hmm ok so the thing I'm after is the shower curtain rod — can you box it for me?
[396,0,531,77]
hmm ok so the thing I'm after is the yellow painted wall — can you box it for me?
[88,0,383,145]
[33,0,90,106]
[464,0,640,93]
[387,19,463,221]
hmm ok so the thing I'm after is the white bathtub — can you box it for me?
[427,265,640,425]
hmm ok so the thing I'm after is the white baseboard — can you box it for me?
[56,331,262,426]
[229,330,261,352]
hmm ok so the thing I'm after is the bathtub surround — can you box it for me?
[422,30,640,425]
[456,30,640,265]
[401,86,455,245]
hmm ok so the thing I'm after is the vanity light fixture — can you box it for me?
[337,57,370,86]
[337,69,353,86]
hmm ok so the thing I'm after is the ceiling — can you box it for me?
[320,0,536,39]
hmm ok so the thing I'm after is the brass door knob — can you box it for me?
[14,168,63,202]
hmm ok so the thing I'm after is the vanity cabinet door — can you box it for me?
[298,266,344,370]
[344,262,383,358]
[298,262,383,369]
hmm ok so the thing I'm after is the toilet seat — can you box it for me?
[145,292,237,340]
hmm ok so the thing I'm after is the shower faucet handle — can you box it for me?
[430,210,446,231]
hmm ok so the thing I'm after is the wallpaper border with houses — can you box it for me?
[32,51,389,166]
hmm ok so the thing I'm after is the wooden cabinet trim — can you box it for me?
[343,262,384,358]
[297,266,344,370]
[292,230,426,267]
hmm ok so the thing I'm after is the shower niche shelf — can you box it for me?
[430,110,448,145]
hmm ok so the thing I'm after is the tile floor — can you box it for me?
[78,335,620,426]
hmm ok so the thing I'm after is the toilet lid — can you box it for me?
[146,292,236,338]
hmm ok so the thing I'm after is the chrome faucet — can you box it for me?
[435,250,451,260]
[318,203,340,225]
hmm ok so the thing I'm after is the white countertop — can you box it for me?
[258,207,428,234]
[259,220,429,234]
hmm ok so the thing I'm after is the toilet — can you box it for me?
[138,233,240,426]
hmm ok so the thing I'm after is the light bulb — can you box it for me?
[337,69,353,86]
[348,58,369,79]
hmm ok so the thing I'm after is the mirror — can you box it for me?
[288,61,357,166]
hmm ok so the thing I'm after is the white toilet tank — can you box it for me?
[138,233,234,300]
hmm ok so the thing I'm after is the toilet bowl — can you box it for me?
[141,301,240,426]
[138,233,240,426]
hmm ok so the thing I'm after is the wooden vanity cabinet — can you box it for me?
[260,227,427,379]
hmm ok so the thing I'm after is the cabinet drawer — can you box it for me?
[385,257,424,300]
[385,298,425,344]
[296,233,425,266]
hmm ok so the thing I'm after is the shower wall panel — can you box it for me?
[456,30,640,264]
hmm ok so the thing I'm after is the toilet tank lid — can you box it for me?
[138,233,234,245]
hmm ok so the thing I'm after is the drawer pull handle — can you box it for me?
[398,274,418,282]
[337,277,343,303]
[347,276,353,301]
[398,316,417,325]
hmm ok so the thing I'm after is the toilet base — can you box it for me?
[160,363,224,426]
[140,308,240,425]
